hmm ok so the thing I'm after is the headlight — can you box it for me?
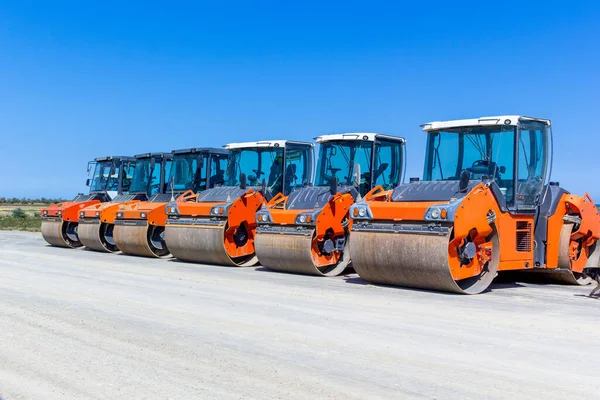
[80,211,85,217]
[211,206,225,216]
[256,212,270,223]
[117,212,124,218]
[350,204,371,220]
[95,211,100,217]
[43,210,48,216]
[431,209,440,219]
[57,211,62,216]
[295,213,313,225]
[140,212,147,219]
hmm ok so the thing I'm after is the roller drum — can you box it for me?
[79,222,116,253]
[114,223,169,258]
[255,230,349,276]
[349,229,499,295]
[165,224,257,267]
[41,219,82,248]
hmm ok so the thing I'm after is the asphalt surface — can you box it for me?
[0,231,599,399]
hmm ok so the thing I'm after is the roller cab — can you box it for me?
[349,116,600,294]
[41,156,132,248]
[78,154,151,252]
[113,148,229,258]
[165,140,313,267]
[255,133,406,276]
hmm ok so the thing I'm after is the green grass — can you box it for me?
[0,214,42,232]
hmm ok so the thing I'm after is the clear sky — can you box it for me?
[1,1,599,199]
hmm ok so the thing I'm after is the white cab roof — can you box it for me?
[315,133,406,143]
[225,140,313,149]
[421,116,551,132]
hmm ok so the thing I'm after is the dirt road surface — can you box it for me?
[0,231,599,399]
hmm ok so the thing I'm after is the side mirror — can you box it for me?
[459,169,470,193]
[86,179,91,187]
[352,163,361,188]
[240,173,247,189]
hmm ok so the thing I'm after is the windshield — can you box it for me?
[167,153,207,192]
[89,161,119,192]
[424,126,515,198]
[224,148,285,194]
[129,157,162,195]
[315,140,372,194]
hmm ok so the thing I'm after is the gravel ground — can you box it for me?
[0,231,599,399]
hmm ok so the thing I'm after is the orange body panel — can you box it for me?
[174,201,215,218]
[80,200,143,224]
[117,201,169,226]
[41,200,102,222]
[224,191,266,258]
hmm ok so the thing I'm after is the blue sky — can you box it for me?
[1,1,599,198]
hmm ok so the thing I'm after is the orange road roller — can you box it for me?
[254,133,406,276]
[113,148,229,258]
[348,116,600,294]
[41,156,134,248]
[78,153,161,252]
[164,140,314,267]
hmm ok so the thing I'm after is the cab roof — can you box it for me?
[315,133,406,143]
[94,156,136,162]
[421,116,551,132]
[172,147,229,155]
[225,140,313,149]
[133,152,173,159]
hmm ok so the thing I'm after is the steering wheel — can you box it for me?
[471,160,490,167]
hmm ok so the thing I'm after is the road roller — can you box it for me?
[113,148,229,258]
[77,153,161,252]
[164,140,314,266]
[349,116,600,294]
[41,156,133,248]
[254,133,406,276]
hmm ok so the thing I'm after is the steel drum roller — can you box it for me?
[79,222,112,252]
[255,229,350,276]
[114,223,168,258]
[41,219,82,248]
[165,224,258,267]
[349,228,499,295]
